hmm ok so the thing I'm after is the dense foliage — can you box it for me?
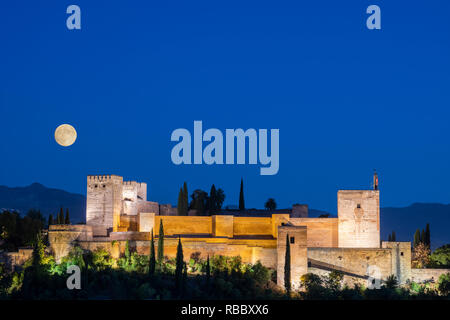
[0,210,44,250]
[429,245,450,268]
[0,238,284,300]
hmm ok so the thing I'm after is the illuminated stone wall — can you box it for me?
[290,218,338,247]
[338,190,380,248]
[86,175,123,236]
[308,247,393,283]
[411,268,450,284]
[276,226,308,290]
[381,241,411,284]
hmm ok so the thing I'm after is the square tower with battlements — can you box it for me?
[86,175,124,236]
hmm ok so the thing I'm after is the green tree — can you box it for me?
[175,237,184,295]
[412,242,431,268]
[325,270,344,291]
[208,184,217,215]
[48,214,54,227]
[21,232,46,298]
[177,188,184,216]
[190,189,209,215]
[384,275,398,289]
[21,210,45,246]
[31,232,45,269]
[300,273,323,291]
[264,198,277,211]
[438,273,450,296]
[414,229,421,247]
[430,244,450,268]
[58,208,64,225]
[215,188,225,211]
[425,223,430,247]
[421,229,426,246]
[284,233,291,295]
[149,229,156,275]
[183,182,188,215]
[65,208,70,224]
[239,178,245,210]
[157,220,164,264]
[391,231,396,242]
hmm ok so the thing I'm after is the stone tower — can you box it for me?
[86,175,123,236]
[277,225,307,290]
[337,189,380,248]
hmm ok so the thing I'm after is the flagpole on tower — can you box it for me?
[373,169,379,190]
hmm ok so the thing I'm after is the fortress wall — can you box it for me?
[381,241,411,284]
[308,247,393,281]
[119,215,138,231]
[77,238,277,268]
[159,204,177,216]
[134,238,277,268]
[138,201,160,216]
[290,218,338,247]
[122,182,139,216]
[411,268,450,284]
[277,226,308,290]
[1,248,33,271]
[308,267,368,287]
[48,224,93,262]
[233,217,273,236]
[212,215,233,237]
[154,216,213,235]
[271,214,290,238]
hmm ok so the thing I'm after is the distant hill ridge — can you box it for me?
[0,183,448,249]
[0,183,86,224]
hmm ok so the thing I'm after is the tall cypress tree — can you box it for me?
[388,234,392,242]
[65,208,70,224]
[183,182,188,215]
[175,237,184,295]
[392,231,396,242]
[414,229,421,247]
[239,178,245,210]
[58,208,64,225]
[209,184,217,215]
[157,220,164,264]
[48,214,54,227]
[425,223,430,247]
[284,234,291,294]
[177,188,184,216]
[421,229,426,245]
[149,229,156,275]
[32,232,45,268]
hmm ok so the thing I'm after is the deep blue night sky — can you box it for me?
[1,1,449,214]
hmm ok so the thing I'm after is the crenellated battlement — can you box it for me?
[123,180,147,187]
[87,175,123,183]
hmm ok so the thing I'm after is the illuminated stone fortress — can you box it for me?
[48,172,442,289]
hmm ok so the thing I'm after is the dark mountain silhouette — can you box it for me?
[0,184,448,249]
[0,183,86,224]
[381,203,450,250]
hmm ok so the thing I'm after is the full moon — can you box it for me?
[54,124,77,147]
